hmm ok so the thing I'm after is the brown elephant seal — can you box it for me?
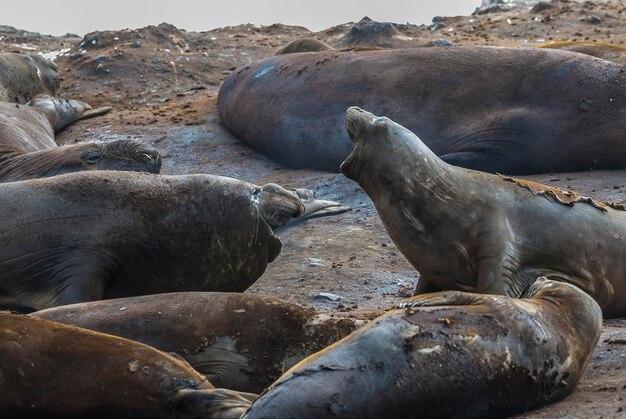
[0,311,253,418]
[0,95,160,181]
[219,46,626,174]
[242,278,602,418]
[275,38,333,55]
[539,41,626,66]
[0,52,59,103]
[32,292,372,393]
[341,107,626,317]
[0,171,346,312]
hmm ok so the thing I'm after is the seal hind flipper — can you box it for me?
[78,106,113,120]
[398,291,483,308]
[171,388,255,419]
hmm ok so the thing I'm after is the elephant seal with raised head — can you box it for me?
[0,95,161,181]
[242,279,602,418]
[0,52,59,103]
[341,107,626,317]
[0,311,253,418]
[0,171,346,312]
[32,292,371,393]
[219,46,626,174]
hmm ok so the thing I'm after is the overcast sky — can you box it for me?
[2,0,482,36]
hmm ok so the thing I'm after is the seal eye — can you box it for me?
[86,153,102,164]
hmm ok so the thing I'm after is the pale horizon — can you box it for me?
[2,0,485,37]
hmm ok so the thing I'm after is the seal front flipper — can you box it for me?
[171,388,255,419]
[290,187,350,223]
[413,278,442,295]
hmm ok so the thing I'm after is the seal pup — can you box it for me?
[242,279,602,419]
[341,107,626,317]
[219,46,626,173]
[0,311,253,418]
[0,171,346,311]
[32,292,371,393]
[0,95,161,181]
[0,52,59,103]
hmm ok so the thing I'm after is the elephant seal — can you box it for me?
[0,95,160,181]
[539,41,626,66]
[341,107,626,317]
[32,292,372,393]
[242,279,602,418]
[219,46,626,174]
[0,311,253,418]
[0,52,59,103]
[275,38,333,55]
[0,171,346,311]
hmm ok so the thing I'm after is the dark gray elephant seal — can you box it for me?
[242,279,602,419]
[32,292,371,393]
[0,311,253,418]
[0,171,345,312]
[0,52,59,103]
[0,95,161,181]
[341,107,626,317]
[219,46,626,174]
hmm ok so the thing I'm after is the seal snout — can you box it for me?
[345,106,367,143]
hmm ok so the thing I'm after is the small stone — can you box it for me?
[314,292,340,302]
[587,15,602,24]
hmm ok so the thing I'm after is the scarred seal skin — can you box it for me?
[0,311,253,419]
[0,172,311,311]
[0,52,59,103]
[218,46,626,174]
[0,95,161,181]
[242,279,602,419]
[340,107,626,318]
[32,292,369,393]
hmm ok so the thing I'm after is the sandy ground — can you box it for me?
[1,0,625,416]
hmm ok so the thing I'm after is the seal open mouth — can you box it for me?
[340,106,371,180]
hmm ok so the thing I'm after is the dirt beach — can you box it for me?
[0,0,624,416]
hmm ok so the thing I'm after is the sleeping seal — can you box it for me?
[0,52,58,103]
[219,46,626,174]
[0,171,345,312]
[32,292,370,393]
[0,95,161,181]
[0,311,253,418]
[242,279,602,418]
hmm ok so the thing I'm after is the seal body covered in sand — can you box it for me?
[243,279,602,419]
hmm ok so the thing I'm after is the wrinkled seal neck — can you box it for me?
[0,147,79,182]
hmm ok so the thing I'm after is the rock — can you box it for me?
[313,292,341,302]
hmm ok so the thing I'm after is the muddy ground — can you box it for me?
[1,0,624,416]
